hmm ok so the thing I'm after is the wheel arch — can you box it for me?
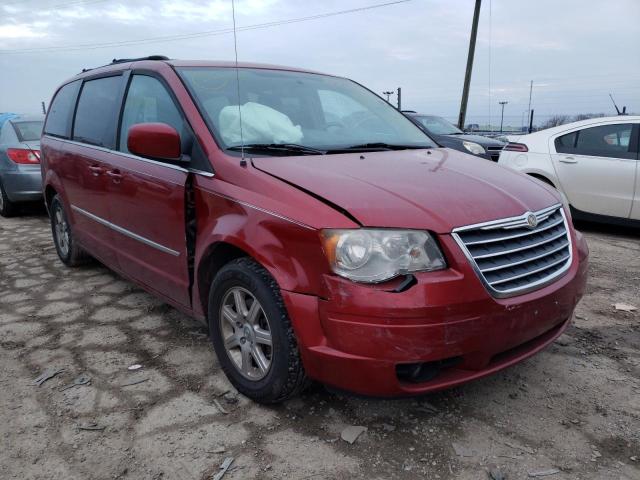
[526,172,557,188]
[44,184,58,211]
[196,240,265,320]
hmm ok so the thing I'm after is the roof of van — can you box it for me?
[167,59,326,75]
[76,57,327,78]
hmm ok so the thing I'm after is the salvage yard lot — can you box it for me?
[0,211,638,480]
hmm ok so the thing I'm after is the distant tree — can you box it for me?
[541,115,572,129]
[572,113,606,121]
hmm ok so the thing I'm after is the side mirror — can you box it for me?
[127,123,182,162]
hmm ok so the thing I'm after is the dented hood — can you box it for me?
[252,148,560,233]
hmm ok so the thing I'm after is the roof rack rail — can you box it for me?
[80,55,169,74]
[110,55,169,65]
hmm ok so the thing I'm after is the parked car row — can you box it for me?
[34,56,588,403]
[404,112,506,161]
[499,116,640,226]
[0,114,44,216]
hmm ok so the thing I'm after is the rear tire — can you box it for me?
[208,258,308,403]
[0,179,17,217]
[50,194,90,267]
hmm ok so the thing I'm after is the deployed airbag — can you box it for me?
[219,102,303,145]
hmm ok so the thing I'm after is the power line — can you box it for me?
[0,0,411,54]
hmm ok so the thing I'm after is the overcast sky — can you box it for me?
[1,0,638,127]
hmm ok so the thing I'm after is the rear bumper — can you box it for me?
[1,169,42,202]
[283,230,589,397]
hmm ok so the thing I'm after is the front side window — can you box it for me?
[13,121,44,142]
[571,124,634,159]
[44,80,80,139]
[73,76,122,148]
[119,75,186,153]
[177,67,435,153]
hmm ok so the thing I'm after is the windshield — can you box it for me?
[177,67,436,152]
[413,115,463,135]
[12,121,43,142]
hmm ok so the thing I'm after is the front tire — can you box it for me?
[208,258,307,403]
[50,194,90,266]
[0,179,17,217]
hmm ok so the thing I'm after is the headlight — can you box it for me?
[321,229,446,283]
[462,141,486,155]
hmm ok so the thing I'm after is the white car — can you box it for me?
[499,116,640,225]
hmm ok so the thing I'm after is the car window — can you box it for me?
[318,90,367,122]
[0,122,18,144]
[73,76,122,148]
[177,67,436,151]
[12,121,44,142]
[554,131,578,153]
[119,75,186,154]
[414,116,463,135]
[572,124,634,159]
[44,81,80,139]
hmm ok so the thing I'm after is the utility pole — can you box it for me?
[396,87,402,110]
[527,80,533,130]
[382,91,394,103]
[498,101,508,133]
[457,0,482,130]
[41,101,46,115]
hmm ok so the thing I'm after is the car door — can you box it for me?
[105,73,192,307]
[629,124,640,220]
[550,122,638,218]
[63,74,126,267]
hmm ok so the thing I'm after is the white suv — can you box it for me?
[499,116,640,225]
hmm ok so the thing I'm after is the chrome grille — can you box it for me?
[452,205,572,297]
[486,146,504,162]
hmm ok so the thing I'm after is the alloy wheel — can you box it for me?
[219,286,273,380]
[53,204,70,257]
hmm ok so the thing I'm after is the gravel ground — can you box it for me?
[0,209,638,480]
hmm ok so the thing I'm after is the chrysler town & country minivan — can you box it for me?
[41,57,589,402]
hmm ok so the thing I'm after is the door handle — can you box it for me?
[106,169,123,183]
[88,165,103,176]
[559,156,578,164]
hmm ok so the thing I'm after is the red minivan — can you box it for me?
[41,57,589,403]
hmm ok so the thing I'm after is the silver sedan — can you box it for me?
[0,114,44,217]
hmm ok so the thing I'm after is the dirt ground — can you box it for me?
[0,208,638,480]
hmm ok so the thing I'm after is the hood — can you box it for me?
[252,148,560,233]
[444,133,506,147]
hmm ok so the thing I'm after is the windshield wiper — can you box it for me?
[226,143,325,155]
[326,142,432,152]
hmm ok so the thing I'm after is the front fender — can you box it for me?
[192,185,331,316]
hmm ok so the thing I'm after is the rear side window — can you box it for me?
[13,121,44,142]
[0,122,18,144]
[554,131,577,153]
[73,76,123,148]
[44,81,80,138]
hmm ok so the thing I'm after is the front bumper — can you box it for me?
[1,168,42,202]
[283,230,589,397]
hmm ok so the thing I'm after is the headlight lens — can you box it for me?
[321,229,446,283]
[462,141,486,155]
